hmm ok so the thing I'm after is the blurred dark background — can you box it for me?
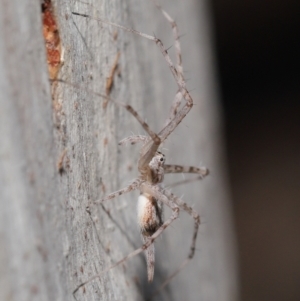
[210,0,300,300]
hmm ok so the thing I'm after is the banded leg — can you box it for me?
[118,135,148,146]
[152,1,186,127]
[150,186,201,297]
[94,178,141,204]
[71,12,193,145]
[120,103,160,146]
[73,183,179,297]
[107,95,162,170]
[164,90,182,127]
[164,164,209,177]
[152,0,184,79]
[142,235,155,282]
[56,72,161,164]
[151,1,195,142]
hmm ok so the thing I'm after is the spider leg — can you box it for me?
[119,103,160,146]
[103,96,161,171]
[72,12,193,145]
[164,164,209,177]
[149,186,201,297]
[73,183,179,298]
[104,14,193,144]
[157,88,193,143]
[142,235,155,282]
[118,135,148,146]
[164,90,182,127]
[116,103,161,172]
[152,0,183,80]
[152,1,199,142]
[55,76,160,166]
[152,1,186,127]
[94,178,141,204]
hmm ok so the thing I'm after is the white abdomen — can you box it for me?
[137,193,163,236]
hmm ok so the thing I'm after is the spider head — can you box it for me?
[148,151,165,184]
[150,151,165,167]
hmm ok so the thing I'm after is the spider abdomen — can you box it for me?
[137,193,163,237]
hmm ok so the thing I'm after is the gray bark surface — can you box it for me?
[0,0,238,301]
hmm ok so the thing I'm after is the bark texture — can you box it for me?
[0,0,238,300]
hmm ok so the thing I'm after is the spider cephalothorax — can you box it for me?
[146,151,165,184]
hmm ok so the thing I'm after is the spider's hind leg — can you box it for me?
[148,186,201,298]
[73,183,180,297]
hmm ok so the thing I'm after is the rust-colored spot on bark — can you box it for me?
[57,148,69,174]
[42,0,62,80]
[104,52,121,108]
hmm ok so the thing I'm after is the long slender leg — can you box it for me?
[94,178,141,204]
[120,103,160,146]
[164,164,209,177]
[118,135,148,146]
[108,90,162,169]
[54,77,161,166]
[149,186,201,297]
[152,0,184,80]
[164,90,182,127]
[142,235,155,282]
[152,1,186,127]
[163,188,200,259]
[72,12,193,144]
[73,184,179,297]
[143,3,194,142]
[74,1,184,78]
[146,185,200,261]
[110,91,162,172]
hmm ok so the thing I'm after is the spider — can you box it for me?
[72,0,209,297]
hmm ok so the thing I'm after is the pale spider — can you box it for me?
[72,0,209,297]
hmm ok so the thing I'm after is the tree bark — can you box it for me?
[0,0,238,301]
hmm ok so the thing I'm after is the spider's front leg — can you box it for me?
[108,99,162,172]
[164,164,209,177]
[94,178,141,204]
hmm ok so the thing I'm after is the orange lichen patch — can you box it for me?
[42,0,62,80]
[104,51,121,108]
